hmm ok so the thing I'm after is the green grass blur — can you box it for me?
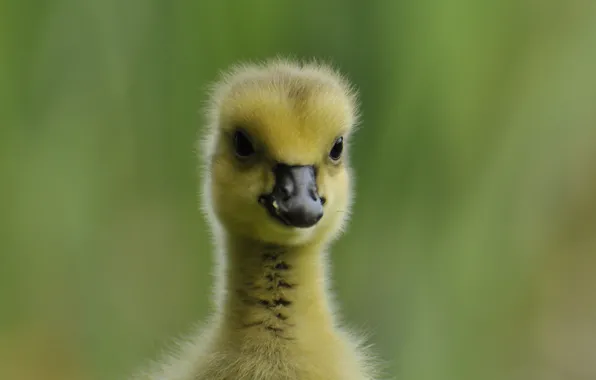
[1,1,596,379]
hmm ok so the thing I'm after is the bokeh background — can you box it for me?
[2,1,596,379]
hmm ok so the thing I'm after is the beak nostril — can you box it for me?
[280,184,293,201]
[281,191,291,202]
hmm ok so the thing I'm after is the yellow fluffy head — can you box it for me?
[199,58,359,247]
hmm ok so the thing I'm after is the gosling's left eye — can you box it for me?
[329,136,343,161]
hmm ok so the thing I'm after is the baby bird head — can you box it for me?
[200,58,359,247]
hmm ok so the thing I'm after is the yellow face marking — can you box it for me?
[216,70,356,166]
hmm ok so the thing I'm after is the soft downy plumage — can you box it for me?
[130,57,382,380]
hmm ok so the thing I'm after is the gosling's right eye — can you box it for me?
[233,130,255,158]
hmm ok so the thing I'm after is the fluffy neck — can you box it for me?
[215,234,335,347]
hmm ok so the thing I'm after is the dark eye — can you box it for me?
[233,130,255,158]
[329,136,343,161]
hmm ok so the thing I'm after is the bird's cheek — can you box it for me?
[318,177,340,205]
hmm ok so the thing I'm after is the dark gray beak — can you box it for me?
[259,164,324,228]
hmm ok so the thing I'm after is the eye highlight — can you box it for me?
[233,129,255,158]
[329,136,344,161]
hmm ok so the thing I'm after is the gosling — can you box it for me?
[131,58,379,380]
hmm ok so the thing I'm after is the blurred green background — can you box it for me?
[2,1,596,379]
